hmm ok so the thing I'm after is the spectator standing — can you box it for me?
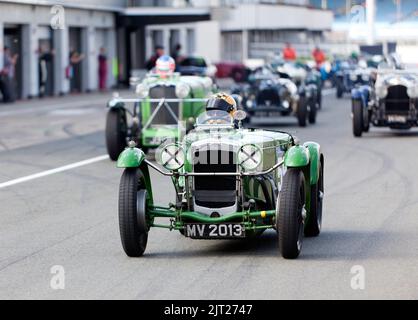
[312,46,326,68]
[145,45,164,71]
[98,47,108,91]
[39,45,54,97]
[69,49,84,93]
[283,43,297,61]
[171,44,182,64]
[0,46,18,103]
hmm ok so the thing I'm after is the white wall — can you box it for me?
[216,4,333,32]
[146,21,221,63]
[0,3,115,28]
[21,23,39,98]
[194,21,220,62]
[0,2,116,96]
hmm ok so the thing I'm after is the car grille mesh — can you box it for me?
[149,85,179,125]
[257,88,281,106]
[385,85,410,114]
[193,149,237,208]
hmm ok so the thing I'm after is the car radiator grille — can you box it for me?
[257,89,281,107]
[149,85,179,125]
[385,85,410,115]
[193,149,237,209]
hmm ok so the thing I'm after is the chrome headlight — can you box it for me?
[376,85,388,99]
[158,144,185,171]
[175,83,191,99]
[282,100,290,109]
[285,82,298,96]
[361,74,370,82]
[349,73,357,81]
[136,83,149,98]
[238,144,262,171]
[202,77,213,90]
[407,86,418,98]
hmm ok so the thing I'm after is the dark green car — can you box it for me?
[105,73,215,160]
[115,109,325,259]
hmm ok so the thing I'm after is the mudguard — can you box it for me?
[351,85,370,109]
[303,142,322,185]
[107,98,125,109]
[284,145,310,168]
[117,147,154,201]
[117,147,146,168]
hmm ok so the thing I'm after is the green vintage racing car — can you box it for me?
[116,97,324,259]
[105,72,215,160]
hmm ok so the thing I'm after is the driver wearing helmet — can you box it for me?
[155,55,176,78]
[205,93,238,125]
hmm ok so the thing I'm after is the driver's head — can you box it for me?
[206,93,237,116]
[155,55,175,78]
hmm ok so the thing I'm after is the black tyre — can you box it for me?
[297,97,308,127]
[277,169,306,259]
[352,99,363,137]
[317,89,322,110]
[308,98,317,124]
[363,110,370,133]
[106,109,127,161]
[336,80,344,98]
[305,162,324,237]
[119,168,149,257]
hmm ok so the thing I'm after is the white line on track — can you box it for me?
[0,155,109,189]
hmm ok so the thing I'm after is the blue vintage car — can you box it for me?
[336,60,372,98]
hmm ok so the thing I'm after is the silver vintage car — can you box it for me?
[352,68,418,137]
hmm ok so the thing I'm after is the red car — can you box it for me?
[215,61,248,83]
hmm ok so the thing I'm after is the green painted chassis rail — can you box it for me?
[148,206,276,231]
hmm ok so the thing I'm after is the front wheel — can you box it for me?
[317,89,322,110]
[297,97,308,127]
[277,169,306,259]
[352,99,363,137]
[106,109,127,161]
[308,98,317,124]
[119,168,149,257]
[336,80,344,98]
[363,109,370,133]
[305,162,324,237]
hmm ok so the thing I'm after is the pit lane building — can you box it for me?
[0,0,333,99]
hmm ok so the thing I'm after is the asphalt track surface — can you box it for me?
[0,89,418,299]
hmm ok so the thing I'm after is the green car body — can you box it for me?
[117,111,325,259]
[105,72,215,160]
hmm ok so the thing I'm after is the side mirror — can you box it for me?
[234,110,247,122]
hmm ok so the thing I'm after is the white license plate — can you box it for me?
[147,137,163,145]
[184,223,245,239]
[387,115,407,123]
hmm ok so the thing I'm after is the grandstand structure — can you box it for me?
[309,0,418,63]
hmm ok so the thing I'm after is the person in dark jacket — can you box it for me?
[98,47,108,91]
[0,46,18,103]
[145,45,164,71]
[39,45,54,97]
